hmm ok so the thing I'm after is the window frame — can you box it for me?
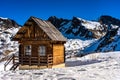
[24,45,32,56]
[38,45,46,56]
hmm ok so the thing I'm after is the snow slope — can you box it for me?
[0,51,120,80]
[0,27,20,60]
[77,17,102,30]
[84,27,120,53]
[65,39,97,57]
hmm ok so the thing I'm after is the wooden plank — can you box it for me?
[20,40,51,44]
[25,22,33,26]
[53,56,64,65]
[53,44,64,65]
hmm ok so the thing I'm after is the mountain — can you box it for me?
[81,16,120,53]
[0,17,20,60]
[48,16,105,57]
[48,16,107,39]
[99,15,120,26]
[0,15,120,60]
[0,17,20,29]
[48,15,120,55]
[83,26,120,53]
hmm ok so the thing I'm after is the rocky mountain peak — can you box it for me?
[48,16,69,28]
[98,15,120,26]
[0,17,20,29]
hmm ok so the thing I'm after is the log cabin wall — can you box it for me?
[31,44,38,57]
[19,41,52,56]
[19,44,24,56]
[19,41,53,65]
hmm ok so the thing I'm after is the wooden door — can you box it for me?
[53,44,64,65]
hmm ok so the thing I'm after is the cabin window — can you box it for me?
[38,46,46,56]
[24,45,31,55]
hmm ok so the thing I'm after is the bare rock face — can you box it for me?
[98,15,120,26]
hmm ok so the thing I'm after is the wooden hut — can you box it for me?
[10,16,67,70]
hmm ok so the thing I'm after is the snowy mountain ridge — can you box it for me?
[48,16,107,39]
[48,15,120,55]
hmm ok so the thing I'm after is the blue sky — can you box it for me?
[0,0,120,25]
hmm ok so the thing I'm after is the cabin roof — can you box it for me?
[13,16,67,42]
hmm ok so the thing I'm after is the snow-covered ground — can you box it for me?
[0,51,120,80]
